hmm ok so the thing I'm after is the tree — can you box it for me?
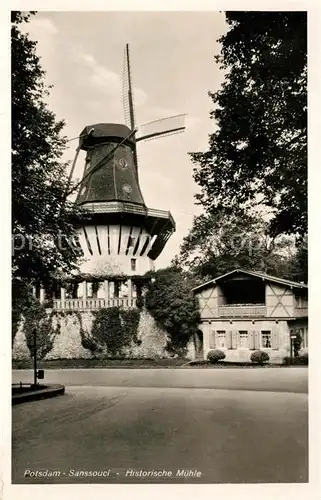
[287,235,308,283]
[12,11,82,288]
[144,267,200,352]
[175,211,296,282]
[191,12,307,239]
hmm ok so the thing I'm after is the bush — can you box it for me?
[144,268,200,351]
[250,350,270,364]
[207,349,226,364]
[81,307,141,356]
[283,353,308,365]
[135,296,144,309]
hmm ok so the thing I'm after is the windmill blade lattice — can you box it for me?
[136,113,186,142]
[122,47,131,128]
[122,44,136,131]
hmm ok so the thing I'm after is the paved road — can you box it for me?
[12,367,308,393]
[12,368,308,484]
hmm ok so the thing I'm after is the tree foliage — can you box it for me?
[287,235,308,283]
[175,211,296,282]
[84,307,141,357]
[144,267,200,351]
[12,280,59,357]
[12,11,81,286]
[191,12,307,238]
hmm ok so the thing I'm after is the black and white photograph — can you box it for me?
[3,3,319,497]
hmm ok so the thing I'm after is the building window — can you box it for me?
[216,331,226,348]
[261,330,272,348]
[238,331,248,348]
[131,259,136,271]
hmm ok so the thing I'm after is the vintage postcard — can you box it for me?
[2,2,320,500]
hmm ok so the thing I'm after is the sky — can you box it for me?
[22,11,228,268]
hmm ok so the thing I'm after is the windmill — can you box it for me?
[122,44,186,170]
[64,44,186,302]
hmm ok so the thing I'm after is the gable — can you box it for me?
[192,268,307,294]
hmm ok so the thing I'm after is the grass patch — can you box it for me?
[184,360,306,368]
[12,358,308,370]
[12,358,188,369]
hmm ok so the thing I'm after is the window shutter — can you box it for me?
[271,330,279,350]
[254,331,260,350]
[227,330,232,349]
[209,330,216,349]
[232,331,237,349]
[249,331,255,350]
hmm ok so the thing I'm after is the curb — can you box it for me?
[12,384,65,405]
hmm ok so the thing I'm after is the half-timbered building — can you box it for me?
[192,269,308,363]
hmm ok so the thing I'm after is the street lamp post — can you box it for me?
[32,328,38,387]
[30,328,45,387]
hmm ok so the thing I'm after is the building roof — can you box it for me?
[192,269,308,293]
[76,124,145,208]
[79,123,135,150]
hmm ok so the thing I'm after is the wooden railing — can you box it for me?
[294,307,308,317]
[53,298,137,311]
[218,304,266,318]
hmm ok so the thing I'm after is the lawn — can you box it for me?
[12,358,307,369]
[12,357,188,370]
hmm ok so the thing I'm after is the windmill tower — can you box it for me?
[62,44,186,306]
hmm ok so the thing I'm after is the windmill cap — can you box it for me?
[79,123,135,150]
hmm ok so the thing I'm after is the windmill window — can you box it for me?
[119,158,128,169]
[261,331,272,348]
[131,259,136,271]
[122,183,132,199]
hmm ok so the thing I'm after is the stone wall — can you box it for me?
[12,319,30,360]
[12,308,174,360]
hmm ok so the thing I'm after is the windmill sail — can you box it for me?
[122,43,136,131]
[122,43,140,176]
[136,113,186,142]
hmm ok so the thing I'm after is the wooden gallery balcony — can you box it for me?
[294,307,308,317]
[53,298,138,311]
[217,304,266,318]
